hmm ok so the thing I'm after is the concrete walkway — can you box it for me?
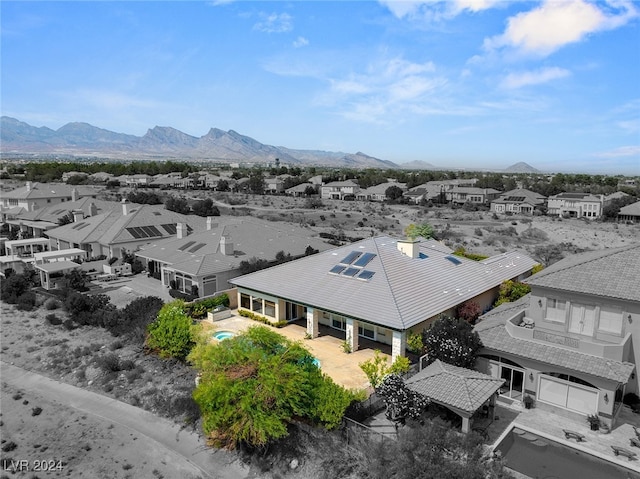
[0,361,250,479]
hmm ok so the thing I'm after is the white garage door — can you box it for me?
[538,376,598,415]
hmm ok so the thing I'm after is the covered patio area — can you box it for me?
[405,360,505,433]
[36,261,82,290]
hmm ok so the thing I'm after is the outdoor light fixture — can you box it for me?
[538,299,542,307]
[629,314,633,324]
[529,372,534,382]
[604,393,609,404]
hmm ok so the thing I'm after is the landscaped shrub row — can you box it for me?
[238,309,288,328]
[183,294,230,319]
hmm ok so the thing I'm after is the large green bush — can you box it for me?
[422,316,482,368]
[189,325,361,449]
[146,300,194,360]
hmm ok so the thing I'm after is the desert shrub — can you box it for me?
[15,291,36,311]
[119,359,136,371]
[96,353,122,373]
[520,227,548,241]
[45,313,62,325]
[44,298,60,310]
[146,300,195,360]
[62,319,77,330]
[109,340,124,351]
[64,292,116,327]
[31,407,43,416]
[108,296,163,342]
[453,247,488,262]
[474,227,483,236]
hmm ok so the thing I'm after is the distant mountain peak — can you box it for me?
[503,162,540,173]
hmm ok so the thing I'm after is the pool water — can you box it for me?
[496,427,640,479]
[212,331,235,341]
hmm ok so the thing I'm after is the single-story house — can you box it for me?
[230,236,538,361]
[618,200,640,223]
[474,244,640,428]
[491,189,547,215]
[135,217,333,298]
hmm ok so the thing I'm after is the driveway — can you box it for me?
[0,361,250,479]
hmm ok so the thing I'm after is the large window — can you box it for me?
[264,300,276,318]
[599,307,623,334]
[252,297,263,314]
[202,275,217,297]
[358,325,375,339]
[240,293,251,309]
[538,373,598,415]
[546,298,566,323]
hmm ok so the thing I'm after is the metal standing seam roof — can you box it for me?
[405,360,504,413]
[230,236,538,331]
[475,298,635,384]
[34,260,82,274]
[525,244,640,303]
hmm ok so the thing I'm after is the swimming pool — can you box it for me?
[212,330,235,341]
[495,426,640,478]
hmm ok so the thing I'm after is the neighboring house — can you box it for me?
[230,236,537,361]
[135,217,332,298]
[150,174,194,189]
[3,197,120,239]
[320,180,360,200]
[604,191,631,206]
[618,201,640,223]
[123,174,154,187]
[448,186,501,205]
[491,189,547,215]
[475,244,640,428]
[403,179,479,205]
[0,182,102,213]
[61,171,89,182]
[547,192,603,218]
[264,177,285,194]
[89,172,114,183]
[44,200,205,259]
[285,183,314,197]
[356,181,407,202]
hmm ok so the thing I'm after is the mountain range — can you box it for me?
[0,117,540,172]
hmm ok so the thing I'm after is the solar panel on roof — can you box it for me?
[445,255,462,265]
[357,270,375,280]
[126,227,143,239]
[161,224,177,234]
[178,241,196,251]
[141,225,162,237]
[189,243,206,253]
[329,265,346,274]
[339,251,362,264]
[342,267,359,277]
[353,252,376,267]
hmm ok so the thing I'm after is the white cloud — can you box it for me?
[594,145,640,158]
[253,13,293,33]
[293,36,309,48]
[484,0,639,57]
[500,66,571,89]
[379,0,502,20]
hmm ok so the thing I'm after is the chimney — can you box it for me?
[72,209,84,223]
[177,223,186,239]
[121,198,129,216]
[71,188,78,202]
[26,181,32,191]
[30,202,37,212]
[89,202,98,217]
[397,239,420,259]
[206,216,216,230]
[220,236,234,256]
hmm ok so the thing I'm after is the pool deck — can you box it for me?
[493,401,640,474]
[203,313,385,391]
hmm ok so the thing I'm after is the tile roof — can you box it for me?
[475,300,635,383]
[619,200,640,217]
[405,360,504,413]
[492,188,546,205]
[1,182,103,200]
[525,244,640,302]
[231,236,537,331]
[136,218,333,276]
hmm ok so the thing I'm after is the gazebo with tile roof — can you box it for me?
[405,360,505,433]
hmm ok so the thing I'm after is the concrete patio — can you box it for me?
[206,313,390,391]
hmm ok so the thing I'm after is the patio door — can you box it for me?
[569,303,595,336]
[500,366,525,401]
[285,302,299,321]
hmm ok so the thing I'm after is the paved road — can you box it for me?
[0,361,250,479]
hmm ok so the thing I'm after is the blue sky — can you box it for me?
[2,1,639,174]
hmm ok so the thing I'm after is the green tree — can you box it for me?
[191,198,220,217]
[422,316,482,368]
[248,172,265,195]
[385,185,405,202]
[165,196,190,215]
[146,300,194,360]
[360,350,410,389]
[377,374,429,421]
[493,280,531,307]
[189,326,360,449]
[404,223,434,240]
